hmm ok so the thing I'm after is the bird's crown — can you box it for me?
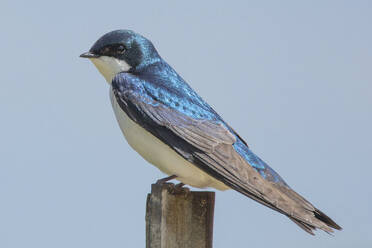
[89,30,160,70]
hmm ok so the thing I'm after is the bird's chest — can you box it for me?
[109,88,164,167]
[109,88,194,175]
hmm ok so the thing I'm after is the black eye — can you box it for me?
[102,47,110,54]
[117,45,126,54]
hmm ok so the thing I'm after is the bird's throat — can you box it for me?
[89,56,131,83]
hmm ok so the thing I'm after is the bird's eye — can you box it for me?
[117,45,126,54]
[102,47,110,54]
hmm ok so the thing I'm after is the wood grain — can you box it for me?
[146,183,215,248]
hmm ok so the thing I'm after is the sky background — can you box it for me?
[1,1,371,247]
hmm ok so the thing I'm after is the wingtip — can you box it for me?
[314,208,342,231]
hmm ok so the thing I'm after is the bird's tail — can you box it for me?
[289,208,342,235]
[231,171,342,235]
[273,184,342,235]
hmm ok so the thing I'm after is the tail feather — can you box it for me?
[268,182,342,233]
[289,217,316,235]
[237,180,342,234]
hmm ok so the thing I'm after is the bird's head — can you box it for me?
[80,30,160,83]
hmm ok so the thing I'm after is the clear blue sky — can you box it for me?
[1,1,371,247]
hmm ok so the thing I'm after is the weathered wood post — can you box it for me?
[146,183,215,248]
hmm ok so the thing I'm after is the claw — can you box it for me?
[175,183,185,188]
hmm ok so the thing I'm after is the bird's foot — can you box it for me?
[169,182,190,194]
[155,175,189,194]
[156,175,177,185]
[175,183,185,188]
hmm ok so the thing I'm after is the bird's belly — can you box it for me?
[110,89,229,190]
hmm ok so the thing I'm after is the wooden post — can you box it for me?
[146,183,215,248]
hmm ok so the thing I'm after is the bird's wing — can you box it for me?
[111,73,341,234]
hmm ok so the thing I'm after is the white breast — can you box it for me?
[110,89,229,190]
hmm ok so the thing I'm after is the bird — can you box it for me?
[80,29,341,235]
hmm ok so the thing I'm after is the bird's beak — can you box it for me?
[80,52,100,58]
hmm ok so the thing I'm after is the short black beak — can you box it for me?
[80,52,99,58]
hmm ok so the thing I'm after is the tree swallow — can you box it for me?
[80,30,341,234]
